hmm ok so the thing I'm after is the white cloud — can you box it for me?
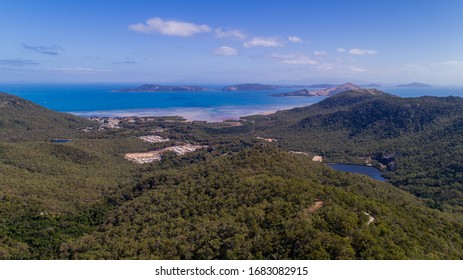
[337,48,346,53]
[215,28,247,40]
[59,67,109,72]
[212,46,238,56]
[129,17,211,37]
[314,51,327,56]
[433,60,463,66]
[244,37,283,48]
[350,66,366,72]
[288,36,303,43]
[348,48,377,55]
[271,53,318,65]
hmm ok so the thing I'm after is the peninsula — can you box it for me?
[272,89,320,97]
[272,82,381,97]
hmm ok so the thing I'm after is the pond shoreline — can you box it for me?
[327,163,386,182]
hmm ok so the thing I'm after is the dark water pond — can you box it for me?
[328,163,385,182]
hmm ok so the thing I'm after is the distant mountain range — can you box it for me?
[273,83,382,97]
[397,82,432,88]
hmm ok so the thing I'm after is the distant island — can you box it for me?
[397,82,432,88]
[222,83,280,91]
[115,82,386,94]
[115,83,283,92]
[115,84,208,92]
[273,82,380,97]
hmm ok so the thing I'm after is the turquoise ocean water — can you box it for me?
[1,84,463,121]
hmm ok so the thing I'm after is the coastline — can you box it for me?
[68,103,316,122]
[7,84,463,124]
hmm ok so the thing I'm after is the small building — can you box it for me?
[312,155,323,162]
[256,137,278,142]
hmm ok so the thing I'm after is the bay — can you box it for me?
[1,84,463,121]
[0,84,324,121]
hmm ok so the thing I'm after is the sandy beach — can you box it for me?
[69,103,317,122]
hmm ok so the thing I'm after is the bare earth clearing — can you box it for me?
[124,143,208,164]
[138,135,170,143]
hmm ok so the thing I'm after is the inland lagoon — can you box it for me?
[327,163,385,182]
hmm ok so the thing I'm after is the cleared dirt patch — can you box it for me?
[124,144,207,164]
[303,200,324,217]
[364,212,375,225]
[138,135,170,143]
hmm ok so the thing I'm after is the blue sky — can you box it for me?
[1,0,463,85]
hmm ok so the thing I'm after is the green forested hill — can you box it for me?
[0,92,96,141]
[249,91,463,209]
[0,137,152,259]
[61,147,463,259]
[0,92,154,258]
